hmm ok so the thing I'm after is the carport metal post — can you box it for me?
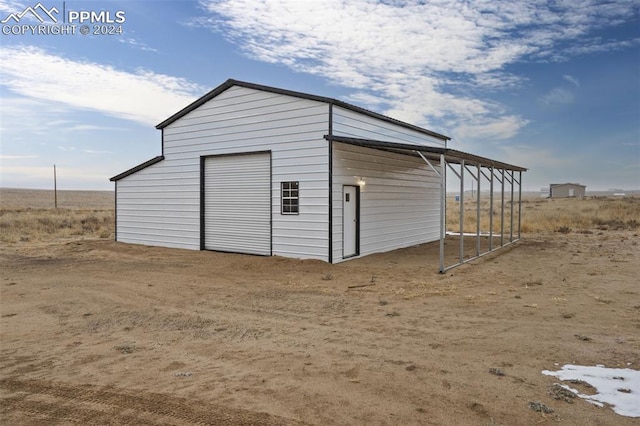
[503,170,513,243]
[501,169,505,247]
[459,160,465,264]
[464,162,481,257]
[476,164,481,256]
[516,171,522,240]
[489,167,494,250]
[440,154,446,273]
[510,170,515,242]
[415,150,447,273]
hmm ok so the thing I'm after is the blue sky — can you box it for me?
[1,0,639,191]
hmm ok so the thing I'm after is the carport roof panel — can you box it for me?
[325,135,527,172]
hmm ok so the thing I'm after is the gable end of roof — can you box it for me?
[155,79,450,141]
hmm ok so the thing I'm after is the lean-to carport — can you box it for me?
[325,136,528,273]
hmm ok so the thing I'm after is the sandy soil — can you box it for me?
[1,230,638,425]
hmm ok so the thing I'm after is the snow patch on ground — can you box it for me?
[542,364,640,418]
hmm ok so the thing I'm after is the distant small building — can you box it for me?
[549,183,586,198]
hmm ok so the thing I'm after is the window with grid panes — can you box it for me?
[281,181,299,214]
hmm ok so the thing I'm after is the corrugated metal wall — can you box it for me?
[115,161,200,250]
[116,86,330,259]
[332,106,446,147]
[331,143,441,263]
[115,85,446,261]
[550,184,586,198]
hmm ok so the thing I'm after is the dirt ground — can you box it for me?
[1,229,639,424]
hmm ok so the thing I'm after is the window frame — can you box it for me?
[281,181,300,215]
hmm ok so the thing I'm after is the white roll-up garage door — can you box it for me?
[204,152,271,255]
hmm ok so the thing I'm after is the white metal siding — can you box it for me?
[204,153,271,255]
[115,86,330,259]
[331,143,440,263]
[115,160,200,250]
[332,106,446,147]
[115,84,449,260]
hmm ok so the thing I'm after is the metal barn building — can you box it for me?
[549,183,586,198]
[111,79,526,270]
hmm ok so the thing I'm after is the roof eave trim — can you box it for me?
[110,155,164,181]
[550,183,586,187]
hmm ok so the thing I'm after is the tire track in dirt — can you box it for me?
[0,378,308,425]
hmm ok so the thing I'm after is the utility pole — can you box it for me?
[54,164,57,209]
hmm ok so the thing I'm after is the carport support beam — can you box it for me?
[416,151,440,177]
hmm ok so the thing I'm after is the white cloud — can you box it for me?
[83,149,112,154]
[65,125,126,132]
[471,72,526,90]
[550,37,640,61]
[1,97,129,137]
[192,0,638,140]
[0,96,67,119]
[455,116,530,141]
[0,96,72,136]
[0,154,38,159]
[117,37,159,53]
[563,75,580,87]
[0,0,26,16]
[539,87,575,106]
[0,46,204,126]
[499,144,572,170]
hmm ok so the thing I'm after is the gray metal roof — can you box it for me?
[114,80,524,182]
[550,183,585,188]
[155,79,450,141]
[325,135,527,172]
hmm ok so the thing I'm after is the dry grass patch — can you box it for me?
[0,208,114,243]
[0,188,113,209]
[1,188,115,243]
[2,189,638,245]
[447,196,640,234]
